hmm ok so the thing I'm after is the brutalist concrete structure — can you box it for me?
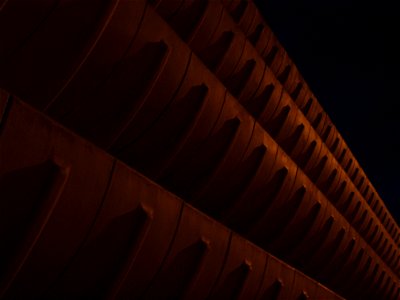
[0,0,398,299]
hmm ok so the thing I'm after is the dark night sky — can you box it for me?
[256,0,400,222]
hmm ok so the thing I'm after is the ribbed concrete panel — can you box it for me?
[0,99,343,300]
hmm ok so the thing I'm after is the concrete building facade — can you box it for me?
[0,0,398,299]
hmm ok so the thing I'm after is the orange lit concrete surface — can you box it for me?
[0,0,398,299]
